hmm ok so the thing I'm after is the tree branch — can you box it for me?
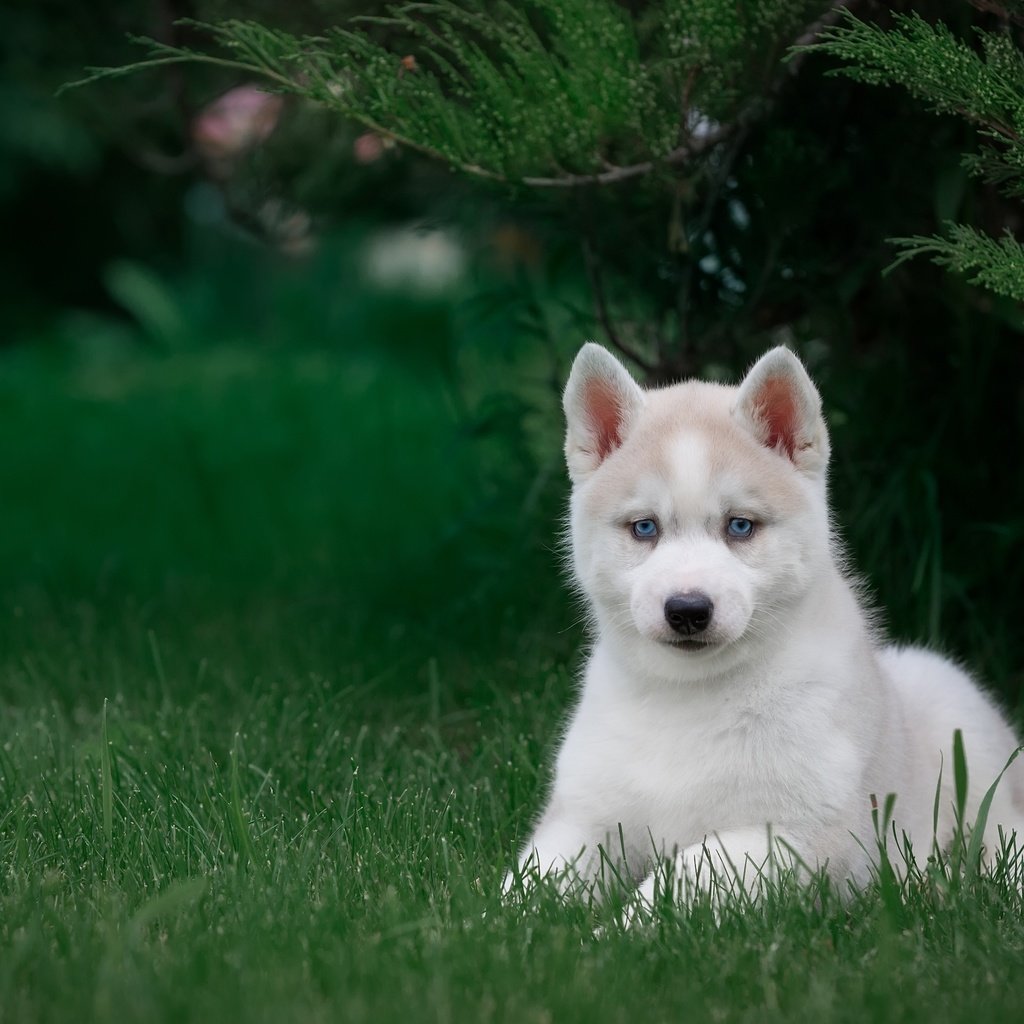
[521,125,731,189]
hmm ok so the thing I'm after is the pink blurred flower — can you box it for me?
[192,85,284,175]
[354,131,385,165]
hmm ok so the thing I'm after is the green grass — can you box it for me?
[2,296,1024,1022]
[4,654,1024,1024]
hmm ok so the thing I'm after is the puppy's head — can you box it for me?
[563,343,832,682]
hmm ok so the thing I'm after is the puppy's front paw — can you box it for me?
[625,846,726,926]
[636,872,656,907]
[618,873,659,929]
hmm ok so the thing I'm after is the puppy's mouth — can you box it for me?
[661,637,717,652]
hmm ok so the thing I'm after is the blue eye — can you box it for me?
[631,519,658,540]
[727,517,754,539]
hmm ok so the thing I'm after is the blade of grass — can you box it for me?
[100,698,113,862]
[964,744,1023,878]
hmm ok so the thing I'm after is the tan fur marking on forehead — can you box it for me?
[617,380,808,514]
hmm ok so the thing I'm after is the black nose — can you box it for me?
[664,592,714,636]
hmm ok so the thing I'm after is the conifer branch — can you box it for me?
[887,225,1024,302]
[522,0,858,189]
[67,2,849,190]
[800,6,1024,301]
[799,10,1024,142]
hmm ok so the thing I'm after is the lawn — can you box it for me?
[2,311,1024,1023]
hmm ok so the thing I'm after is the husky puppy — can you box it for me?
[511,343,1024,906]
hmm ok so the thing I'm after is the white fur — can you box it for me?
[507,343,1024,909]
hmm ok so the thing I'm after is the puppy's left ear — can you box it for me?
[734,347,829,475]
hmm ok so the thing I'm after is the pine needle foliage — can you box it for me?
[69,1,833,186]
[889,223,1024,302]
[802,6,1024,301]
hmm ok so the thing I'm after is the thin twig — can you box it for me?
[670,123,751,379]
[521,126,730,189]
[968,0,1024,28]
[665,0,861,370]
[790,0,859,62]
[678,64,702,148]
[581,236,654,374]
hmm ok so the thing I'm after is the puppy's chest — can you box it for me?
[564,687,821,833]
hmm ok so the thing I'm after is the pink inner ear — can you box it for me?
[753,376,800,458]
[583,377,626,460]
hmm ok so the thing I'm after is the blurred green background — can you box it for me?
[1,0,1022,705]
[1,0,584,702]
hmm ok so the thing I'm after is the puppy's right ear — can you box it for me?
[563,343,645,482]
